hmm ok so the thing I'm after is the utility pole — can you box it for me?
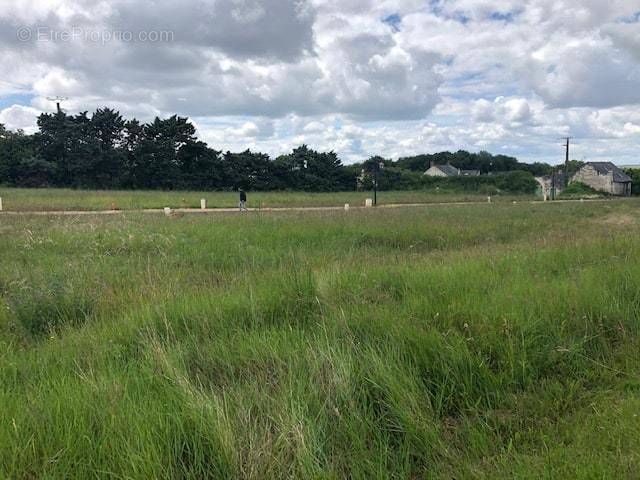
[373,160,384,206]
[47,97,69,174]
[374,164,378,206]
[47,96,68,114]
[562,137,571,175]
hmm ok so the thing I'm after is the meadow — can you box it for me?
[1,199,640,478]
[0,187,532,211]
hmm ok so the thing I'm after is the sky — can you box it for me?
[0,0,639,165]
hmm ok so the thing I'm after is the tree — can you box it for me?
[397,150,522,174]
[177,142,223,190]
[2,106,562,193]
[121,119,145,187]
[222,150,274,190]
[86,108,126,187]
[624,168,640,196]
[132,116,197,189]
[274,145,350,191]
[37,111,73,186]
[0,128,54,187]
[565,160,585,175]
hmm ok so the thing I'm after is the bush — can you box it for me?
[414,170,537,195]
[624,168,640,196]
[559,182,604,199]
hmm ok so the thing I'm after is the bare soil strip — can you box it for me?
[0,197,629,216]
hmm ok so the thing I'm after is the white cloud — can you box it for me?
[0,0,638,164]
[0,104,42,133]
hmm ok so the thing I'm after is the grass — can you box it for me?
[1,199,640,478]
[0,187,532,211]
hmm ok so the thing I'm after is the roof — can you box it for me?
[460,169,480,176]
[585,162,632,183]
[431,164,460,176]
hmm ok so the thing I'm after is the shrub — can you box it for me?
[624,168,640,196]
[560,182,604,199]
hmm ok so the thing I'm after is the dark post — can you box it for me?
[47,96,67,114]
[374,164,378,206]
[373,161,383,206]
[565,138,570,177]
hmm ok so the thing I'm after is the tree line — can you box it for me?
[0,107,558,193]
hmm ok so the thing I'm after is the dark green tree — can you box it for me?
[89,108,126,187]
[222,150,274,191]
[132,116,197,189]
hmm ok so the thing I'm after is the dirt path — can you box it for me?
[0,197,630,216]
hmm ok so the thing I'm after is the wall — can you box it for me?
[573,165,614,193]
[611,181,631,196]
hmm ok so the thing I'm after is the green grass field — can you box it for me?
[0,187,532,211]
[1,200,640,478]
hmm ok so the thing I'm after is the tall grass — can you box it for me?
[1,200,639,478]
[0,187,532,211]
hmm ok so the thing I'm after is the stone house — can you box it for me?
[572,162,632,196]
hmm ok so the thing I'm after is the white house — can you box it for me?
[424,164,481,177]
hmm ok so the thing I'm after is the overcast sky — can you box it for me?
[0,0,639,164]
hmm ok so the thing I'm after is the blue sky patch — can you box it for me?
[488,11,518,22]
[427,0,443,16]
[382,14,402,32]
[452,12,470,24]
[0,93,34,110]
[617,11,640,24]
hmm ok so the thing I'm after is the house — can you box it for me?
[424,164,481,177]
[572,162,632,196]
[424,164,460,177]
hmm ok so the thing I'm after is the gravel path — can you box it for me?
[0,198,627,216]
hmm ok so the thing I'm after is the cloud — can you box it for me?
[0,0,638,165]
[0,104,42,133]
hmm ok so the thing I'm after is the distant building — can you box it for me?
[572,162,632,196]
[424,165,480,177]
[424,164,460,177]
[535,172,568,200]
